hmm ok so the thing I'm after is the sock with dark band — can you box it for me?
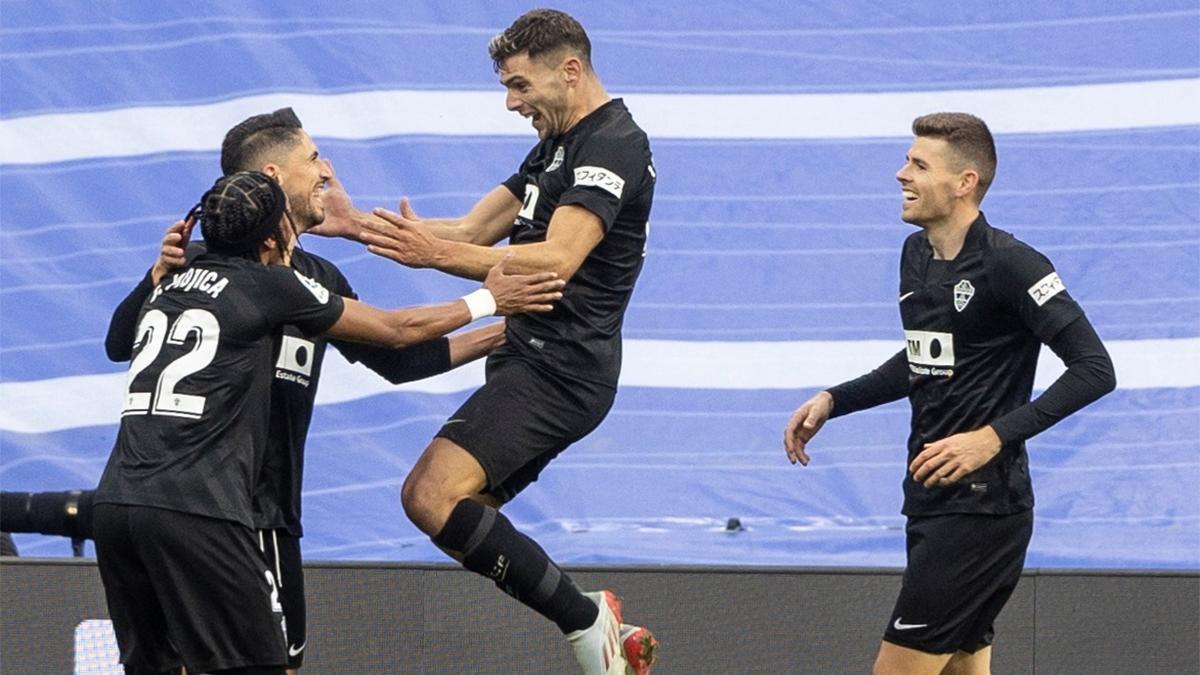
[433,498,598,633]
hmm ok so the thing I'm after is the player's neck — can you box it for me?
[923,205,979,261]
[562,78,610,135]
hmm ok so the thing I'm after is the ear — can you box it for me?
[261,163,281,179]
[258,237,278,264]
[956,170,980,199]
[561,55,583,85]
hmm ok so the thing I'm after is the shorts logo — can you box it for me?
[276,335,315,378]
[905,330,955,367]
[893,617,929,631]
[1028,271,1066,306]
[953,279,975,312]
[293,271,330,304]
[546,146,565,172]
[574,166,625,199]
[289,641,307,657]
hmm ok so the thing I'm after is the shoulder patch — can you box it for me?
[573,166,625,199]
[293,270,330,304]
[1027,271,1066,306]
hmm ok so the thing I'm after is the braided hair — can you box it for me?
[193,171,293,261]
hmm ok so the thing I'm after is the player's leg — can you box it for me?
[942,646,992,675]
[402,359,631,673]
[873,641,953,675]
[137,508,287,674]
[92,503,184,675]
[258,529,307,673]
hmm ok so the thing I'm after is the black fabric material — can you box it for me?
[500,98,655,387]
[94,256,344,527]
[828,349,909,418]
[434,499,598,633]
[93,504,287,673]
[990,316,1116,444]
[258,529,307,668]
[436,355,615,503]
[106,244,454,536]
[883,510,1033,654]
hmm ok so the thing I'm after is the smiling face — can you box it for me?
[895,136,977,229]
[265,130,332,232]
[499,51,574,140]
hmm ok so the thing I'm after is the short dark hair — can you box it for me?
[488,9,592,71]
[220,108,304,176]
[912,112,997,201]
[196,171,288,260]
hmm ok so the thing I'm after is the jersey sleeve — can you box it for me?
[559,133,650,232]
[992,244,1084,343]
[257,267,345,336]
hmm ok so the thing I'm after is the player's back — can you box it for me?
[95,253,343,527]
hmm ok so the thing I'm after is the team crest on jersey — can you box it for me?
[546,146,565,172]
[953,279,975,312]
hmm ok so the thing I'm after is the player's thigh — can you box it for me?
[436,357,615,503]
[873,640,953,675]
[92,504,181,672]
[942,646,992,675]
[136,509,287,672]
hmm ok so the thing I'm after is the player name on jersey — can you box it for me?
[150,267,230,303]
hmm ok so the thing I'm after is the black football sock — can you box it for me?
[433,498,599,633]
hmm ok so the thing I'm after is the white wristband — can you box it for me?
[461,288,497,321]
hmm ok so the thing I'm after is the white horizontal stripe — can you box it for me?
[2,79,1197,165]
[0,338,1195,434]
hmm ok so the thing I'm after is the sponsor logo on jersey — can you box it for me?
[546,145,565,172]
[905,329,955,377]
[953,279,975,312]
[293,271,330,304]
[1028,271,1066,306]
[574,166,625,199]
[517,182,541,221]
[275,335,315,386]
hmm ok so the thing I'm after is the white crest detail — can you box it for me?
[1028,271,1066,306]
[953,279,975,312]
[546,146,565,172]
[293,270,330,304]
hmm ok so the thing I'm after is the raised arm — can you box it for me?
[324,256,562,348]
[311,164,521,247]
[331,321,505,385]
[362,203,604,282]
[105,219,195,361]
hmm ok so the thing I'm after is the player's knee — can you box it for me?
[400,473,452,534]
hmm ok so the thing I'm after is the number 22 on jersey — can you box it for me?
[123,309,220,418]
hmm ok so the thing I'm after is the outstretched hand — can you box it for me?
[150,217,195,285]
[909,426,1002,488]
[361,206,444,268]
[483,252,565,315]
[307,160,368,240]
[784,391,833,466]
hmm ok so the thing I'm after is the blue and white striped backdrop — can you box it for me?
[2,2,1197,567]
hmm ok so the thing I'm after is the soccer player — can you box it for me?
[93,171,562,675]
[784,113,1116,675]
[315,9,658,674]
[104,108,508,672]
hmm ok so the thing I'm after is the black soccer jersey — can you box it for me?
[106,245,453,537]
[95,255,345,527]
[500,98,655,386]
[897,213,1083,516]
